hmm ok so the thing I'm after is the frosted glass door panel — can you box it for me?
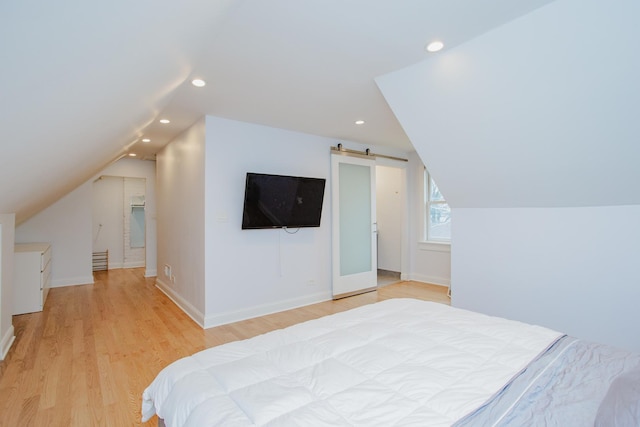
[331,153,377,298]
[339,163,372,275]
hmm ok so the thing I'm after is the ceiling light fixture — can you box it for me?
[159,119,170,124]
[355,120,365,125]
[129,153,137,157]
[191,78,206,87]
[142,138,151,143]
[426,40,444,53]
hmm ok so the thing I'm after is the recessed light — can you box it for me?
[426,40,444,53]
[129,153,137,157]
[191,78,206,87]
[142,138,151,143]
[159,119,170,124]
[355,120,365,125]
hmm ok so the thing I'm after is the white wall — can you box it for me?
[203,117,335,326]
[155,115,410,327]
[376,165,403,273]
[155,118,206,323]
[156,115,442,328]
[16,157,157,286]
[93,176,125,269]
[377,0,640,351]
[453,207,640,352]
[16,182,93,287]
[0,214,15,360]
[405,152,451,287]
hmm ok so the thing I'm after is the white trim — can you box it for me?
[109,261,146,269]
[144,268,157,278]
[51,276,95,288]
[204,291,332,329]
[155,278,205,328]
[123,261,145,269]
[0,325,15,361]
[418,241,451,253]
[406,274,450,288]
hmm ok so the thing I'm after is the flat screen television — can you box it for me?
[241,172,326,229]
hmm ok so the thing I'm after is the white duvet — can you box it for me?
[142,298,561,427]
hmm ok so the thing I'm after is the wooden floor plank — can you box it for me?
[0,268,449,426]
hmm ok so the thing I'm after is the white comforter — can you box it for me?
[142,298,561,427]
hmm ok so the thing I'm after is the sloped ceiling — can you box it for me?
[0,0,555,224]
[377,0,640,208]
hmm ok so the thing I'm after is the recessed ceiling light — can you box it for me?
[129,153,137,157]
[191,78,206,87]
[142,138,151,143]
[426,40,444,53]
[159,119,170,124]
[355,120,365,125]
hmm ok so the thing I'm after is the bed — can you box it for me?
[141,298,640,426]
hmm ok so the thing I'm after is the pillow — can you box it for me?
[594,366,640,427]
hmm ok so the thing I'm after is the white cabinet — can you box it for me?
[13,243,52,315]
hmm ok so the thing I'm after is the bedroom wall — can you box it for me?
[201,116,411,327]
[16,157,157,286]
[453,207,640,352]
[202,117,332,326]
[16,182,94,288]
[155,115,448,327]
[406,151,450,287]
[0,214,15,360]
[376,0,640,351]
[376,165,403,273]
[155,117,206,323]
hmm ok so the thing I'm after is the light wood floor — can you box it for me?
[0,268,449,426]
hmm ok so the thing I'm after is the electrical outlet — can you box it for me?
[164,264,172,278]
[171,275,176,284]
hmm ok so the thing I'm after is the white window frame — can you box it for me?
[423,168,451,243]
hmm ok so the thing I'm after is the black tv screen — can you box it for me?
[241,173,326,229]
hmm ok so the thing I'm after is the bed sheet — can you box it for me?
[455,335,640,426]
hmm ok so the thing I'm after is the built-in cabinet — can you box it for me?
[13,243,51,315]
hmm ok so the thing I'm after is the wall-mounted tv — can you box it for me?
[241,172,326,229]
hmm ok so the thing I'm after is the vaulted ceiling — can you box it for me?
[0,0,555,223]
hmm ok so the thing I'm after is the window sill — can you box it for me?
[418,241,451,253]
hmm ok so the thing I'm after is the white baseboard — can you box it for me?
[144,268,157,278]
[123,261,145,269]
[155,278,205,328]
[153,282,333,330]
[0,325,15,361]
[51,276,95,288]
[203,292,332,329]
[406,273,450,288]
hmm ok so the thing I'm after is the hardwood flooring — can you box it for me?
[0,268,449,426]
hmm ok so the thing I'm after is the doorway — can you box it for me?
[331,150,408,297]
[375,164,405,287]
[92,176,146,270]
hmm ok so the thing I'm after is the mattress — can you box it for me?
[142,298,563,426]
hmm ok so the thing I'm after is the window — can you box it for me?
[424,169,451,241]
